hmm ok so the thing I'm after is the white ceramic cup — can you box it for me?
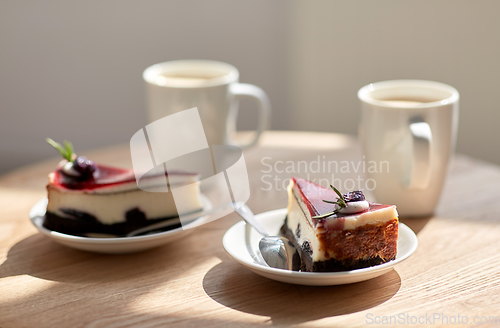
[358,80,459,217]
[143,60,271,149]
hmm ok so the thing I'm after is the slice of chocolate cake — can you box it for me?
[44,139,203,237]
[281,177,398,272]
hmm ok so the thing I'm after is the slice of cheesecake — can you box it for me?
[281,177,398,272]
[44,139,203,237]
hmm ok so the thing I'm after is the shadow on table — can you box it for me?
[202,260,401,326]
[0,233,185,283]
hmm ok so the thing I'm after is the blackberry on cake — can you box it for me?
[44,138,203,237]
[281,177,398,272]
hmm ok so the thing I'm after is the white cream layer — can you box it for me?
[47,181,202,225]
[339,200,369,214]
[286,181,398,262]
[287,190,325,261]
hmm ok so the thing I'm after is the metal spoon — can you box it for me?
[234,203,300,271]
[125,202,300,271]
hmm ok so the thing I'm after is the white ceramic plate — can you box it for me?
[29,196,211,254]
[223,208,418,286]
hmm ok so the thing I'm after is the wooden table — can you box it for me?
[1,131,500,327]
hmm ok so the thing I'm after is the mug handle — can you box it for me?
[227,83,271,149]
[407,117,433,189]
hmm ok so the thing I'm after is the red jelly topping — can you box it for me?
[291,177,391,227]
[51,164,137,190]
[51,164,198,191]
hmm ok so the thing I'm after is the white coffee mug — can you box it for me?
[358,80,459,217]
[143,60,271,149]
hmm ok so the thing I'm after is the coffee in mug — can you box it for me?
[143,60,271,149]
[358,80,459,217]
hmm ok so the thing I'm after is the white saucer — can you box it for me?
[223,208,418,286]
[29,197,211,254]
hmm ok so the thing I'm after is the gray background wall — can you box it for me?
[1,0,499,174]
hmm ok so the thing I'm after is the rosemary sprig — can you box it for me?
[312,185,347,219]
[46,138,75,162]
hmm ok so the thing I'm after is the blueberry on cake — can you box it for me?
[281,177,398,272]
[44,139,203,237]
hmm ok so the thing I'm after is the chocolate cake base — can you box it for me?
[44,208,182,237]
[280,217,397,272]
